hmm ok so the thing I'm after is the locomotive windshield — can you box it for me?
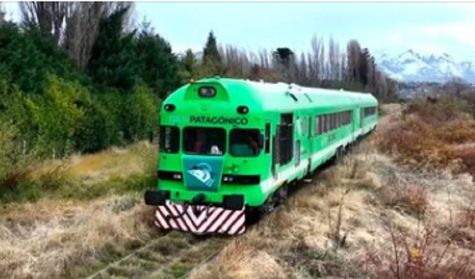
[184,127,226,155]
[230,129,262,157]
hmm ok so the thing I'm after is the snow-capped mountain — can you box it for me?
[377,50,475,84]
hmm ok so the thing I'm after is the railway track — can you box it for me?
[85,231,226,279]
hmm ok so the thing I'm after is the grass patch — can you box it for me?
[0,141,157,203]
[377,181,429,217]
[169,261,193,278]
[284,240,362,278]
[0,172,155,203]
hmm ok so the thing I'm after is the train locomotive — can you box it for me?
[144,77,378,235]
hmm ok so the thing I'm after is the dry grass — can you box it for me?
[376,181,429,217]
[189,241,286,279]
[1,141,157,203]
[0,141,159,279]
[0,194,158,279]
[34,141,157,185]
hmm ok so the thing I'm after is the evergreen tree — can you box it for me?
[179,49,198,82]
[202,31,222,75]
[87,7,137,91]
[0,3,5,24]
[134,23,180,98]
[183,49,197,73]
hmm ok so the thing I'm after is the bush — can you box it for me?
[27,75,86,157]
[446,208,475,250]
[378,117,457,169]
[378,96,475,172]
[363,221,475,279]
[0,119,29,192]
[377,181,429,217]
[121,84,160,143]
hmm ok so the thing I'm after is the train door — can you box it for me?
[271,113,294,179]
[279,113,293,166]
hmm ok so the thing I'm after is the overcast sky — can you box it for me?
[4,2,475,61]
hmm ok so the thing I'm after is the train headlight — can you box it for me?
[164,104,175,111]
[198,86,216,97]
[157,170,183,181]
[223,175,234,182]
[237,106,249,114]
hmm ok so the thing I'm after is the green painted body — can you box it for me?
[157,78,378,207]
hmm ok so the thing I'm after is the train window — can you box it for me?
[230,129,262,157]
[322,115,325,133]
[265,123,270,153]
[315,116,320,135]
[301,117,307,136]
[326,115,330,132]
[160,126,179,153]
[308,116,312,138]
[364,106,377,117]
[183,127,226,155]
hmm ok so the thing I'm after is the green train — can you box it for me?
[145,77,378,235]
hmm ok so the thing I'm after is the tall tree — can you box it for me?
[183,49,197,74]
[0,3,5,24]
[296,53,308,85]
[202,31,222,75]
[346,39,362,84]
[19,2,133,69]
[87,6,137,90]
[63,3,108,69]
[134,22,180,98]
[310,35,323,85]
[178,49,198,82]
[20,2,71,44]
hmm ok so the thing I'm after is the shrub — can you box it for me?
[363,220,475,279]
[377,182,429,217]
[121,84,160,143]
[284,239,362,278]
[455,146,475,175]
[378,117,457,170]
[378,96,475,172]
[0,120,30,192]
[446,208,475,250]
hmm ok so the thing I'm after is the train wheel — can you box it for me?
[276,184,288,205]
[245,206,264,224]
[335,147,344,162]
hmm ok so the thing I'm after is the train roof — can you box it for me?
[165,77,378,113]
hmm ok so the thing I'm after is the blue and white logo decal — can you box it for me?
[183,156,224,191]
[187,163,214,188]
